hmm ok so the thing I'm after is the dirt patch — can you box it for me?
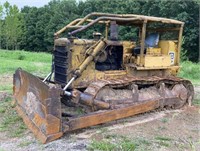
[0,92,9,101]
[92,106,200,150]
[0,134,90,151]
[0,75,13,86]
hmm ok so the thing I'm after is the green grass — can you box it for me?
[179,61,200,84]
[0,85,12,94]
[155,136,173,141]
[154,136,173,147]
[0,96,27,137]
[0,85,12,91]
[0,49,52,76]
[0,49,51,63]
[88,139,136,151]
[18,140,33,147]
[88,135,143,151]
[88,133,179,151]
[120,139,137,150]
[88,140,116,151]
[160,118,169,123]
[193,98,200,106]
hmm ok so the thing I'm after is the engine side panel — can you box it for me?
[55,38,180,89]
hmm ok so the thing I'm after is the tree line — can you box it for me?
[0,0,199,61]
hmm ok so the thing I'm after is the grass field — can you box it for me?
[179,61,200,85]
[0,49,51,76]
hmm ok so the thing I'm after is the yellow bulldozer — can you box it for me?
[13,13,194,143]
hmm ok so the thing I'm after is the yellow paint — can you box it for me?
[144,55,171,67]
[158,40,178,65]
[64,39,180,88]
[146,48,161,55]
[168,66,180,76]
[136,55,171,67]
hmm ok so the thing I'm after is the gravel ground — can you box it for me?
[0,134,90,151]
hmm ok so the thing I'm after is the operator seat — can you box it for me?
[133,33,159,55]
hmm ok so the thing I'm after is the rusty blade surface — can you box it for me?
[13,69,63,143]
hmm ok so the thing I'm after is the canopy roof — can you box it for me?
[79,12,184,25]
[55,12,184,36]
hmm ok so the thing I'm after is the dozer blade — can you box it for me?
[13,69,63,143]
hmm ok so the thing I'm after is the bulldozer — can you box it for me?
[13,13,194,143]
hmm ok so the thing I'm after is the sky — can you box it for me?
[0,0,52,9]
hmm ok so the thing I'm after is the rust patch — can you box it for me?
[66,100,159,131]
[46,114,61,135]
[13,69,63,143]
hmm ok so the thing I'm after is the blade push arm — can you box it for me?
[63,39,106,91]
[74,39,106,76]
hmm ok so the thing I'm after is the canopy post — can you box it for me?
[177,24,184,65]
[140,20,147,66]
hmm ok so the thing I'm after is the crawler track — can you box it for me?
[84,76,194,109]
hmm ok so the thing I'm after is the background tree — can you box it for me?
[3,1,22,50]
[0,0,199,62]
[0,3,4,49]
